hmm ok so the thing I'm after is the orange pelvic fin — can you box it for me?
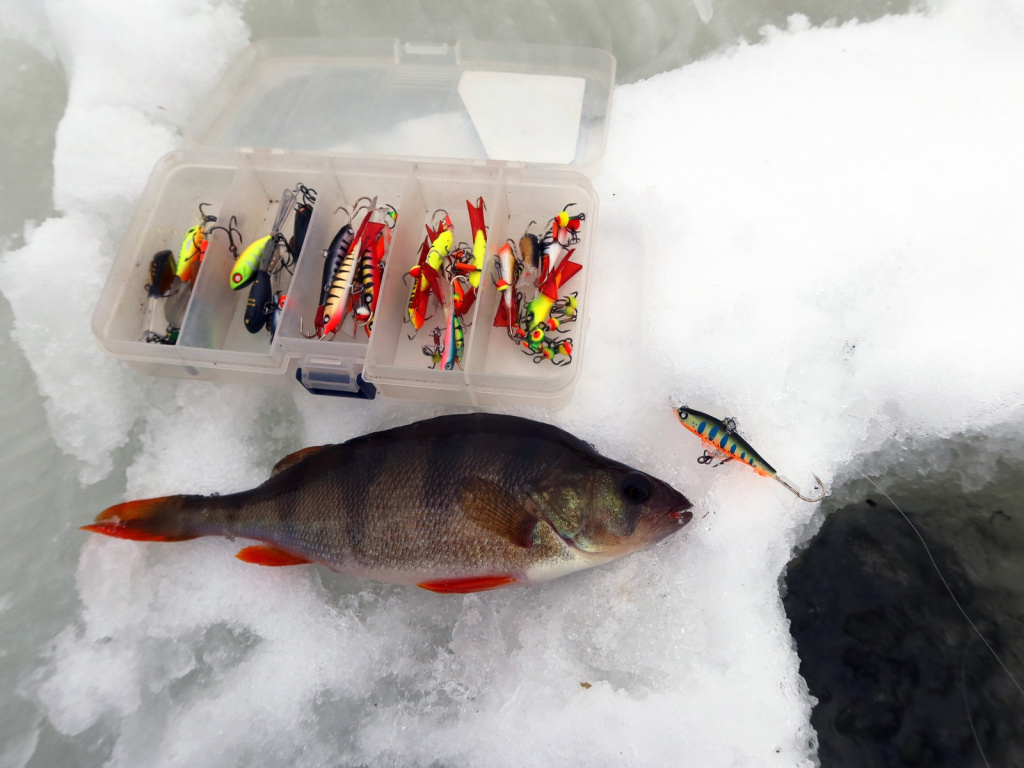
[235,545,311,567]
[417,575,516,594]
[81,496,197,542]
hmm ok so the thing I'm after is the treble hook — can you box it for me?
[206,216,241,257]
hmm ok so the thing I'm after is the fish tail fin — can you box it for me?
[81,495,203,542]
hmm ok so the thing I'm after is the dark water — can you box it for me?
[785,453,1024,767]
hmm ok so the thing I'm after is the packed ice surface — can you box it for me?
[3,0,1024,765]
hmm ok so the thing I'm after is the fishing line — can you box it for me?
[855,467,1024,700]
[960,634,990,768]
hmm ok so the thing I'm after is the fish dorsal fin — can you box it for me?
[271,445,329,477]
[460,477,538,548]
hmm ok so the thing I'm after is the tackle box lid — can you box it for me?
[184,38,615,176]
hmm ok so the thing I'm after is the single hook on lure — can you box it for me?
[673,406,827,502]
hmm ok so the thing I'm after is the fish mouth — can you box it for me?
[670,505,693,525]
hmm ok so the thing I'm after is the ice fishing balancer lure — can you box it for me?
[674,406,826,502]
[176,203,216,282]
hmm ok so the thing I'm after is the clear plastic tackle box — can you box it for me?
[91,38,614,408]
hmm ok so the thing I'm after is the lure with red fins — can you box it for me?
[83,414,693,593]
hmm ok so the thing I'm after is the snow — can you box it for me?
[2,0,1024,765]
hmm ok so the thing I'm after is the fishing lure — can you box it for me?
[536,338,573,365]
[176,203,216,283]
[291,184,317,258]
[144,325,180,345]
[551,203,585,246]
[146,250,176,298]
[354,210,393,334]
[466,198,487,288]
[405,213,451,335]
[230,188,298,290]
[439,278,466,370]
[529,204,585,289]
[319,241,360,339]
[301,199,374,339]
[444,197,487,317]
[551,292,579,320]
[268,291,286,336]
[519,226,542,278]
[405,224,438,333]
[673,406,826,502]
[499,203,585,366]
[319,222,355,309]
[349,220,385,323]
[421,327,444,369]
[518,247,580,351]
[243,268,274,334]
[492,241,523,336]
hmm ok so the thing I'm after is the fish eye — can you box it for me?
[620,472,652,502]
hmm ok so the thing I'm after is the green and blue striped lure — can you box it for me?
[674,406,826,502]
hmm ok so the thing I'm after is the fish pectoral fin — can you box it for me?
[235,545,311,567]
[459,477,539,548]
[417,575,516,594]
[270,445,330,477]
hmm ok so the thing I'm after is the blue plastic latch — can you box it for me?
[295,367,377,399]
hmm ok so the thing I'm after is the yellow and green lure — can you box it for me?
[230,188,297,290]
[674,406,826,502]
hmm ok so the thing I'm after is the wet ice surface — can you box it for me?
[2,0,1024,766]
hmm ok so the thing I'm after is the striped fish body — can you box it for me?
[675,407,776,477]
[84,415,693,593]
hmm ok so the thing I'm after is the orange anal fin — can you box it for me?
[236,545,311,567]
[417,575,516,594]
